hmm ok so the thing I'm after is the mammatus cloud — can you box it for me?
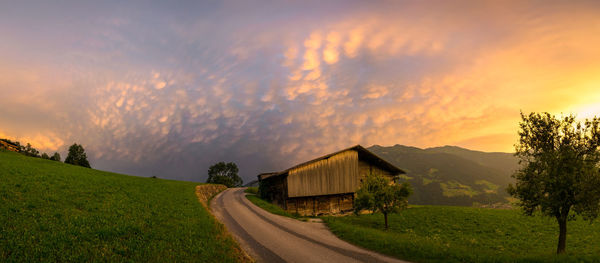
[1,1,600,181]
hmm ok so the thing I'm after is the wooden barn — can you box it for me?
[258,145,405,216]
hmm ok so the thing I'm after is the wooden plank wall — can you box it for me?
[358,160,393,181]
[285,193,354,216]
[287,150,359,197]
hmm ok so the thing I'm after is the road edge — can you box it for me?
[197,185,255,263]
[241,189,412,263]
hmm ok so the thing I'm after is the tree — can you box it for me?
[206,162,242,187]
[507,112,600,254]
[64,143,91,168]
[23,143,40,157]
[41,153,50,159]
[50,152,61,162]
[354,173,413,229]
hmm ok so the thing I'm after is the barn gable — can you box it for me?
[287,149,359,197]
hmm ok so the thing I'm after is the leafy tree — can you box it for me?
[354,173,413,229]
[508,112,600,254]
[23,143,40,157]
[41,153,50,159]
[64,143,91,168]
[50,152,61,162]
[206,162,242,188]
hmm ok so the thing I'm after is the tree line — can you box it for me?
[0,139,91,168]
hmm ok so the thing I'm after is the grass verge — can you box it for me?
[244,187,258,195]
[245,195,300,219]
[323,205,600,262]
[243,192,305,220]
[0,150,246,262]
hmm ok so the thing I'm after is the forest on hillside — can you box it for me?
[369,145,519,207]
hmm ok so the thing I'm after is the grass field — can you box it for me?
[0,150,245,262]
[324,206,600,262]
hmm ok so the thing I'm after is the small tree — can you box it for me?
[206,162,242,188]
[23,143,40,157]
[64,143,91,168]
[354,173,413,229]
[50,152,61,162]
[508,112,600,254]
[41,153,50,159]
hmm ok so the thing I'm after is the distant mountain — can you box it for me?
[368,145,519,206]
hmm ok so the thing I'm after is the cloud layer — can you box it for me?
[2,0,600,181]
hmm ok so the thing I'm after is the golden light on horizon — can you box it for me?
[574,103,600,120]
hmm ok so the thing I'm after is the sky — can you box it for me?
[1,0,600,182]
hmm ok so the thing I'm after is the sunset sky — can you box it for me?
[2,0,600,182]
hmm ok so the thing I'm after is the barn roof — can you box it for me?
[257,172,280,180]
[258,145,404,181]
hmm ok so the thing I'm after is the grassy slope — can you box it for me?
[0,150,243,262]
[324,206,600,262]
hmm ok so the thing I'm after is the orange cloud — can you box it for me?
[343,27,364,58]
[302,48,320,71]
[362,85,389,99]
[0,130,65,152]
[323,31,341,64]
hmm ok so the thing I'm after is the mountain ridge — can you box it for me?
[368,144,519,206]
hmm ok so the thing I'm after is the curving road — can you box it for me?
[210,188,409,263]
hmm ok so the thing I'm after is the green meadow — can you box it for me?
[0,150,244,262]
[324,206,600,262]
[247,186,600,262]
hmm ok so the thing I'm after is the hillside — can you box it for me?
[368,145,519,206]
[0,150,245,262]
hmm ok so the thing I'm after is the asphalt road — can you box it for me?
[210,188,409,263]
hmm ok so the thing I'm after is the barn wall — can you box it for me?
[358,160,393,181]
[260,175,288,208]
[285,193,354,216]
[262,149,401,215]
[287,150,359,197]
